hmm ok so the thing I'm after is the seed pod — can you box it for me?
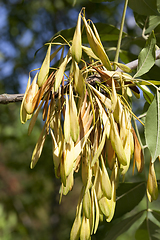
[37,44,51,87]
[72,60,84,96]
[60,169,74,195]
[89,188,95,235]
[69,85,79,142]
[64,94,70,142]
[99,196,110,218]
[20,74,32,124]
[83,189,91,219]
[100,156,112,199]
[147,161,158,202]
[92,188,99,234]
[71,13,82,63]
[83,17,111,70]
[70,203,82,240]
[54,52,70,92]
[106,138,115,170]
[132,128,144,173]
[110,113,127,166]
[64,137,75,177]
[23,73,39,114]
[80,215,90,240]
[30,124,47,169]
[50,129,60,178]
[106,178,116,222]
[111,78,118,113]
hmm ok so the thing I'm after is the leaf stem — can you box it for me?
[114,0,128,67]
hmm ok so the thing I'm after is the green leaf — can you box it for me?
[105,211,144,240]
[134,31,156,78]
[137,83,154,104]
[152,210,160,222]
[114,182,146,219]
[145,91,160,163]
[135,218,160,240]
[134,13,160,34]
[129,0,160,16]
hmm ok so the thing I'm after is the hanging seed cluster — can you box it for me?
[20,9,159,240]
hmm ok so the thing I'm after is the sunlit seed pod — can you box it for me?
[70,203,82,240]
[120,110,127,146]
[90,188,95,235]
[50,129,60,178]
[147,161,158,202]
[71,13,82,63]
[100,155,112,200]
[111,78,118,113]
[20,74,32,124]
[72,60,84,97]
[80,215,91,240]
[132,128,144,173]
[92,188,99,234]
[120,130,131,175]
[95,168,103,201]
[30,123,47,169]
[37,44,51,87]
[69,85,79,142]
[82,17,112,70]
[63,137,75,177]
[83,189,91,219]
[99,196,110,218]
[110,113,127,166]
[64,93,70,142]
[106,178,116,222]
[113,97,123,124]
[23,73,39,114]
[60,169,74,195]
[54,52,70,92]
[82,46,99,60]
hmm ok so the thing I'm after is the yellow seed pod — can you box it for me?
[54,52,70,92]
[100,156,112,199]
[83,17,112,70]
[69,85,79,142]
[61,169,74,195]
[99,196,110,218]
[111,78,118,113]
[147,161,158,202]
[23,73,39,114]
[64,93,70,142]
[20,74,32,124]
[72,60,84,96]
[110,113,127,166]
[71,13,82,63]
[80,215,90,240]
[70,203,82,240]
[83,189,91,219]
[37,44,51,87]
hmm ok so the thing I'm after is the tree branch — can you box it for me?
[1,49,160,104]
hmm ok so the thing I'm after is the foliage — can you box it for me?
[1,0,160,240]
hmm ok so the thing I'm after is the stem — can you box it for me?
[114,0,128,67]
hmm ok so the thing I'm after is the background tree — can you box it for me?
[0,0,160,240]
